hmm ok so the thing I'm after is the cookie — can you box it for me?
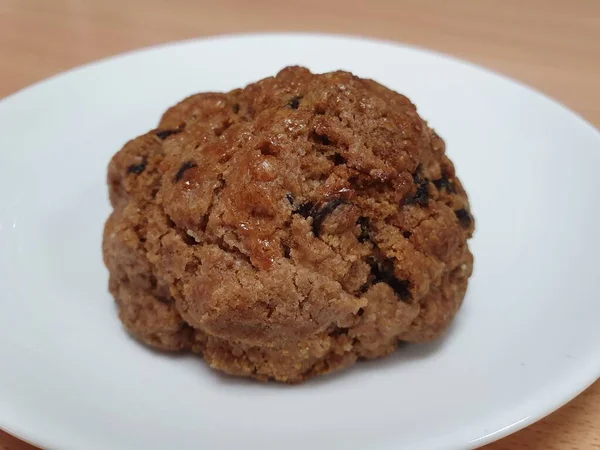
[103,66,475,382]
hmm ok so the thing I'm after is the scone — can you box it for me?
[103,66,474,382]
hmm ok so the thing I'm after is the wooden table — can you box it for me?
[0,1,598,449]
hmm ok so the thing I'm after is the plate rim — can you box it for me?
[1,31,599,138]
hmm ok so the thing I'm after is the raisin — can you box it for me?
[332,153,346,165]
[455,208,472,228]
[433,176,454,193]
[294,202,315,218]
[155,128,182,140]
[329,326,350,337]
[232,103,240,114]
[312,199,346,237]
[357,217,371,243]
[357,308,365,316]
[181,232,198,246]
[287,96,301,109]
[404,173,429,206]
[127,161,146,175]
[174,161,197,182]
[358,282,370,295]
[369,257,411,301]
[293,199,348,236]
[311,132,331,145]
[402,230,412,239]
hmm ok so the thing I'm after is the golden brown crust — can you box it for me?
[103,66,475,382]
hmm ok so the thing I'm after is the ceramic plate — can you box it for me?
[1,33,599,450]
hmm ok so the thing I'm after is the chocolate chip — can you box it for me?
[127,161,146,175]
[454,208,472,228]
[433,176,454,193]
[294,202,315,218]
[174,161,197,182]
[369,257,411,301]
[404,173,429,206]
[287,96,301,109]
[357,217,371,243]
[285,192,295,205]
[402,231,412,239]
[312,199,346,237]
[155,128,183,140]
[232,103,240,114]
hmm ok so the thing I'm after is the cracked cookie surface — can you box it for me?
[103,66,474,382]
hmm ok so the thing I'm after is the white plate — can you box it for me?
[1,33,599,450]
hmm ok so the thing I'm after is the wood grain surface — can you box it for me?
[0,0,598,449]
